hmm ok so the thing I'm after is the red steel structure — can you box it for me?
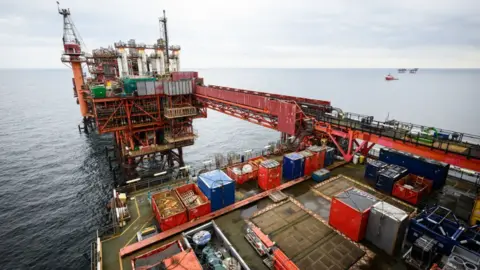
[194,85,480,172]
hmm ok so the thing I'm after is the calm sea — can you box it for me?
[0,68,478,269]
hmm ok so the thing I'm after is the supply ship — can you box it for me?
[57,4,480,270]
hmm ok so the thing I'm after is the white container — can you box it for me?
[352,154,359,164]
[365,201,409,255]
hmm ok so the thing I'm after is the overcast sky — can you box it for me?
[1,0,479,68]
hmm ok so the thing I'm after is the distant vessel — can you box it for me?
[385,74,398,81]
[398,68,407,73]
[409,68,419,74]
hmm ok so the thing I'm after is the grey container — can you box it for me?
[365,201,409,256]
[136,81,147,96]
[163,80,193,96]
[146,81,155,95]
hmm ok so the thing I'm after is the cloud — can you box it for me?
[0,0,479,68]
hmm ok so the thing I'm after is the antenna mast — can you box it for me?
[159,10,170,73]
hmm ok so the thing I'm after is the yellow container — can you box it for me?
[359,155,365,164]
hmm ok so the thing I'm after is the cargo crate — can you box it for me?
[311,169,330,183]
[307,145,325,170]
[364,159,388,182]
[226,161,259,184]
[392,174,433,205]
[131,240,184,270]
[258,159,281,191]
[299,150,315,176]
[329,187,378,242]
[198,170,235,212]
[151,190,188,231]
[282,153,304,180]
[175,183,211,220]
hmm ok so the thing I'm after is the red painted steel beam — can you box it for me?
[119,161,346,258]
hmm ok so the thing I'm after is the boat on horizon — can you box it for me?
[385,74,398,81]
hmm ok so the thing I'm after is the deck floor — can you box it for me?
[101,161,478,270]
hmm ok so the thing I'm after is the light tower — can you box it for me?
[57,2,89,117]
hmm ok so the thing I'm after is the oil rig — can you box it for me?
[58,5,480,270]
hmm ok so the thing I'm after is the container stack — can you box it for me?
[329,188,378,242]
[258,159,281,191]
[226,162,259,184]
[379,148,449,190]
[175,183,211,220]
[299,150,315,176]
[392,174,433,205]
[365,201,409,255]
[307,145,325,170]
[198,170,236,212]
[324,146,335,167]
[375,164,408,194]
[364,159,388,182]
[282,153,305,180]
[151,190,188,231]
[312,168,330,183]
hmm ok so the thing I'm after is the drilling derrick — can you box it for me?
[58,2,89,117]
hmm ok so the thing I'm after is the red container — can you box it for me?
[307,145,326,170]
[151,190,188,232]
[329,188,378,242]
[273,248,299,270]
[162,250,203,270]
[392,174,433,205]
[175,184,211,220]
[258,159,281,191]
[299,150,314,175]
[171,71,198,80]
[226,162,259,184]
[131,240,184,270]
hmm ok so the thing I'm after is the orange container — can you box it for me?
[299,150,314,175]
[131,240,184,270]
[151,190,188,232]
[258,159,281,191]
[392,174,433,205]
[226,162,259,184]
[329,188,378,242]
[307,146,326,170]
[175,184,211,220]
[273,248,299,270]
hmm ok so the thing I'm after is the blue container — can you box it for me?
[282,153,305,180]
[376,168,403,194]
[387,164,408,178]
[435,132,450,140]
[364,160,388,181]
[379,148,449,190]
[198,170,236,212]
[324,147,335,167]
[312,169,330,183]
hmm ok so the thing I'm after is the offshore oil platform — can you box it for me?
[58,4,480,270]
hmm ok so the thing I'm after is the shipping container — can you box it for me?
[376,168,403,194]
[299,150,315,175]
[282,153,305,180]
[324,146,335,167]
[307,145,325,171]
[311,169,330,183]
[258,159,281,191]
[198,170,235,212]
[151,190,188,232]
[175,184,211,220]
[136,81,147,96]
[226,162,259,184]
[329,188,378,242]
[91,85,106,98]
[379,148,449,190]
[365,201,409,256]
[388,164,408,178]
[145,81,155,95]
[171,71,198,81]
[154,81,163,94]
[392,174,433,205]
[364,159,388,182]
[131,240,185,270]
[163,80,193,96]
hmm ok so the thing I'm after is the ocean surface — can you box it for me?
[0,68,478,269]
